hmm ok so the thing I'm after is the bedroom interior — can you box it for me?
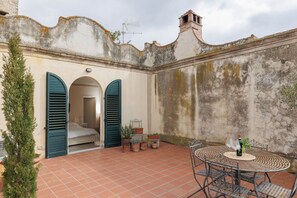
[68,77,102,153]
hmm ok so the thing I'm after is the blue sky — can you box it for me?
[19,0,297,50]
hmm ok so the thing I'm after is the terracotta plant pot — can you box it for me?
[148,135,160,139]
[152,142,158,149]
[133,128,143,134]
[140,142,147,151]
[131,143,140,152]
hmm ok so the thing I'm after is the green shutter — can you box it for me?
[46,72,68,158]
[105,80,121,148]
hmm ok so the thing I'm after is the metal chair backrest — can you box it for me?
[206,159,240,181]
[205,158,242,195]
[189,140,204,169]
[250,139,268,151]
[290,173,297,198]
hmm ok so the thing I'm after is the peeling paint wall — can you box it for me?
[153,43,297,154]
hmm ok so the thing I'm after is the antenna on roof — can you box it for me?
[121,20,142,44]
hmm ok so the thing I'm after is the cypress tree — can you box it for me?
[1,34,38,197]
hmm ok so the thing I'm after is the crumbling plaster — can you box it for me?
[0,15,297,154]
[153,44,297,154]
[0,16,258,68]
[0,0,18,15]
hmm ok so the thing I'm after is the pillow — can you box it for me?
[69,122,80,128]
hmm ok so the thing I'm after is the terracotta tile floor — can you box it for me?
[4,143,297,197]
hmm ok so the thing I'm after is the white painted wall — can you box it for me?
[174,29,201,60]
[69,84,101,129]
[0,48,150,155]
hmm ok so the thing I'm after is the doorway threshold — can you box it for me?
[68,143,103,154]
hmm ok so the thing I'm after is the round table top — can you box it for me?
[195,146,291,172]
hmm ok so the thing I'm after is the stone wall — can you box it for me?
[152,41,297,154]
[0,0,18,15]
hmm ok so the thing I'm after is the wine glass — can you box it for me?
[226,135,238,151]
[225,137,232,148]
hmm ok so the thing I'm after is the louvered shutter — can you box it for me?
[105,80,121,147]
[46,72,68,158]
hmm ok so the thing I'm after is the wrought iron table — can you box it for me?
[195,146,291,197]
[195,146,290,173]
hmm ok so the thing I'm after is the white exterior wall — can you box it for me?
[0,48,149,154]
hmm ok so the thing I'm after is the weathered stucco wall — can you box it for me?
[1,15,297,155]
[152,42,297,154]
[0,0,18,15]
[0,16,257,68]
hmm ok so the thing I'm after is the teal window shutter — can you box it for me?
[105,80,121,148]
[46,72,68,158]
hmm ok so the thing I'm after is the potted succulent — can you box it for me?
[130,136,141,152]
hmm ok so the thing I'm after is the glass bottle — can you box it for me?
[236,135,242,156]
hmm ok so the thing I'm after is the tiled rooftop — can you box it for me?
[4,143,296,197]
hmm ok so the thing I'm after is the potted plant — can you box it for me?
[121,125,132,140]
[148,133,160,140]
[130,136,141,152]
[140,138,148,151]
[151,140,158,149]
[121,125,133,152]
[148,133,160,148]
[133,128,143,134]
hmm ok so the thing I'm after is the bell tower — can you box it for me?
[179,10,203,40]
[0,0,19,16]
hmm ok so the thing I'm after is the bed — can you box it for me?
[68,122,99,146]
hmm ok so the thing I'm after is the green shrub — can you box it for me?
[121,125,133,139]
[1,35,38,198]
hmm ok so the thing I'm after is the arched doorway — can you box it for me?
[68,77,102,153]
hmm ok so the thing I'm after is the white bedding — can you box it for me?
[68,122,98,138]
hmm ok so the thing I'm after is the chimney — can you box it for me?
[0,0,19,16]
[179,10,203,40]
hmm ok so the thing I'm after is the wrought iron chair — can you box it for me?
[188,140,223,198]
[256,172,297,198]
[250,139,268,151]
[205,159,251,198]
[240,139,270,184]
